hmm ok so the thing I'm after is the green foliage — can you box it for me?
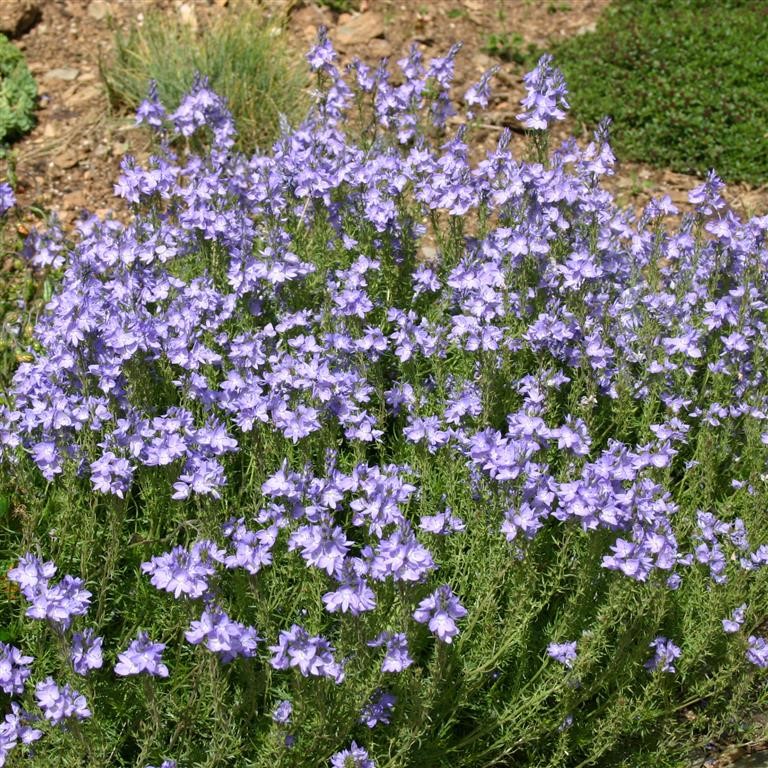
[481,32,541,65]
[100,8,308,153]
[552,0,768,184]
[316,0,360,13]
[0,34,37,144]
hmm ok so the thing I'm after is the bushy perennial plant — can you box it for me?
[2,34,768,767]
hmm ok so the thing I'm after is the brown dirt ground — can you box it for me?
[4,0,768,236]
[2,2,768,764]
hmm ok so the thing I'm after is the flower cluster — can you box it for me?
[8,554,91,629]
[547,641,578,669]
[2,30,768,767]
[644,637,682,674]
[34,678,91,725]
[114,632,169,678]
[0,182,15,217]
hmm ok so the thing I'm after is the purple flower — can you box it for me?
[0,642,34,695]
[223,519,277,574]
[644,637,681,674]
[90,451,134,498]
[330,741,376,768]
[8,554,92,630]
[135,80,167,129]
[185,608,261,663]
[419,508,465,535]
[547,641,577,669]
[114,632,169,678]
[269,624,345,683]
[70,629,104,675]
[272,700,292,725]
[141,540,224,599]
[464,67,498,110]
[322,559,377,616]
[307,27,337,72]
[30,441,63,481]
[517,54,569,130]
[35,677,91,725]
[367,527,436,583]
[723,604,747,634]
[0,182,15,217]
[359,689,396,728]
[367,631,413,673]
[412,585,467,644]
[7,553,56,595]
[1,702,42,764]
[747,636,768,668]
[288,523,352,577]
[146,762,177,768]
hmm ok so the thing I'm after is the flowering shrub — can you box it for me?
[2,33,768,767]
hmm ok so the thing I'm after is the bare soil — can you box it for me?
[5,0,768,235]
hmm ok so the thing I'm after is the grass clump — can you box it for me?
[100,6,308,153]
[552,0,768,184]
[481,32,541,65]
[0,34,36,145]
[316,0,360,12]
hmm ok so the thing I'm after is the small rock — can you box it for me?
[62,191,87,211]
[461,0,485,24]
[178,3,198,31]
[367,38,392,58]
[575,21,597,36]
[43,67,80,82]
[87,0,110,21]
[112,141,129,157]
[52,149,79,170]
[0,1,42,39]
[419,245,438,263]
[290,5,332,41]
[334,11,385,48]
[66,85,102,106]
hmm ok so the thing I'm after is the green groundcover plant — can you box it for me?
[100,7,308,154]
[0,35,36,145]
[2,38,768,768]
[553,0,768,185]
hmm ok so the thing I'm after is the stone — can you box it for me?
[61,191,87,211]
[366,38,392,59]
[112,141,129,157]
[472,52,494,72]
[87,1,111,21]
[66,84,102,106]
[52,149,80,170]
[575,21,597,36]
[461,0,485,24]
[334,12,385,48]
[43,67,80,82]
[290,4,332,42]
[419,245,438,263]
[0,1,42,39]
[178,3,198,32]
